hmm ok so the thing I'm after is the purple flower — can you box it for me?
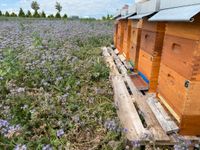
[0,119,9,128]
[56,129,64,138]
[14,144,27,150]
[131,140,140,148]
[42,144,53,150]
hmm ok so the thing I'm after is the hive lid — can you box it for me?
[160,0,200,10]
[149,4,200,22]
[129,12,154,20]
[118,13,136,20]
[136,0,160,15]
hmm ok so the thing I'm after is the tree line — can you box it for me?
[0,1,67,19]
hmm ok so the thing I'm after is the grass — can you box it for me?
[0,33,125,149]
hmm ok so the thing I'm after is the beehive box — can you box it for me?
[157,15,200,135]
[117,20,126,53]
[128,19,143,69]
[137,18,165,92]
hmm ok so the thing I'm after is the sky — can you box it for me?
[0,0,133,18]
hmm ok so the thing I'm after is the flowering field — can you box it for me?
[0,20,125,150]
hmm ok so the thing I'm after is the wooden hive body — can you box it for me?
[157,15,200,136]
[129,19,143,70]
[117,20,126,53]
[138,18,165,92]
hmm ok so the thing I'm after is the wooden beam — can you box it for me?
[112,75,147,139]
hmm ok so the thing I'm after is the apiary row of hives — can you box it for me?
[113,0,200,136]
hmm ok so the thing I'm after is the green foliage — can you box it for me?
[33,10,40,18]
[10,12,17,17]
[0,10,2,16]
[5,11,10,17]
[18,8,25,17]
[41,11,46,18]
[48,14,54,18]
[55,2,62,13]
[32,32,42,47]
[55,12,61,18]
[102,14,113,20]
[31,1,40,12]
[62,14,68,19]
[26,10,32,17]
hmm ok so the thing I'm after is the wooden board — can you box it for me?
[147,97,179,134]
[112,75,147,139]
[130,74,149,91]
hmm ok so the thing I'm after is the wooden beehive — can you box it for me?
[113,21,118,48]
[129,19,143,69]
[117,20,126,53]
[157,15,200,135]
[137,18,165,92]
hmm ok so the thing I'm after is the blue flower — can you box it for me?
[56,129,64,138]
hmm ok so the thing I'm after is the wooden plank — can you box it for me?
[130,74,149,91]
[112,75,147,140]
[147,97,174,134]
[155,102,179,133]
[148,97,179,134]
[102,47,120,76]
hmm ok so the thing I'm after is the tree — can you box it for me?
[55,2,62,13]
[18,8,25,17]
[11,12,17,17]
[31,1,40,17]
[63,14,68,19]
[41,11,46,18]
[5,11,10,17]
[26,10,32,17]
[55,12,61,18]
[0,11,2,16]
[48,14,54,18]
[55,2,62,18]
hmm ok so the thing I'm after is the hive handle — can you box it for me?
[167,73,175,85]
[172,43,181,53]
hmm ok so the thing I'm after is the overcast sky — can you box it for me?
[0,0,133,18]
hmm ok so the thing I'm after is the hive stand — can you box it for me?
[102,47,200,148]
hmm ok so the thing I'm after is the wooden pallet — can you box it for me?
[102,47,200,147]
